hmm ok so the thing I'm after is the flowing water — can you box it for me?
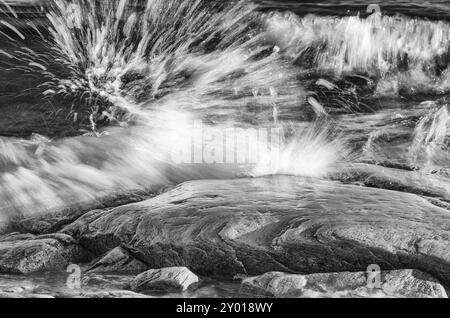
[0,0,449,297]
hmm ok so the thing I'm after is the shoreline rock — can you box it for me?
[131,267,199,293]
[87,246,148,275]
[61,176,450,287]
[241,269,448,298]
[79,290,151,298]
[0,175,449,297]
[0,233,90,274]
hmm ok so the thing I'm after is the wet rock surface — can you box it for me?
[242,270,448,298]
[78,290,150,298]
[0,173,449,297]
[8,190,158,236]
[0,272,149,298]
[131,267,199,293]
[87,246,148,274]
[61,176,450,286]
[0,233,89,274]
[332,163,450,203]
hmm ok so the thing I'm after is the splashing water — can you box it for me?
[6,0,308,123]
[265,12,450,95]
[409,104,449,170]
[0,0,347,222]
[253,124,346,178]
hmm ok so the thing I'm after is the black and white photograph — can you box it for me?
[0,0,449,303]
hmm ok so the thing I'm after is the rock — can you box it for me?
[0,220,10,235]
[81,274,134,290]
[87,247,148,274]
[242,272,307,297]
[381,270,448,298]
[62,176,450,287]
[131,267,199,293]
[0,232,89,274]
[79,290,150,298]
[331,163,450,202]
[9,190,156,235]
[242,269,448,298]
[0,292,25,298]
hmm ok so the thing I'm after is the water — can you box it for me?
[0,0,447,222]
[0,0,449,297]
[0,0,343,219]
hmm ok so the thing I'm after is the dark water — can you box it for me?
[6,1,450,18]
[259,1,450,20]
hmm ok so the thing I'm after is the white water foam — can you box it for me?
[265,12,450,94]
[0,0,345,220]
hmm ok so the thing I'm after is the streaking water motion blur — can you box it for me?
[0,0,448,226]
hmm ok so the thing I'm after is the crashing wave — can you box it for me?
[265,12,450,95]
[0,0,348,220]
[1,0,307,128]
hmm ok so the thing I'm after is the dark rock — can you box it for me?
[0,221,9,235]
[131,267,199,293]
[61,176,450,287]
[87,247,148,274]
[242,269,448,298]
[0,232,89,274]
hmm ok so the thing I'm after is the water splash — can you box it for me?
[409,104,449,170]
[2,0,306,126]
[265,12,450,95]
[0,0,347,221]
[253,124,346,178]
[362,128,392,159]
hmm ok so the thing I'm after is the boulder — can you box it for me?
[242,269,448,298]
[62,176,450,287]
[242,272,307,297]
[0,233,89,274]
[87,247,148,274]
[131,267,199,293]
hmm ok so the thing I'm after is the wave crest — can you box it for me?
[266,12,450,94]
